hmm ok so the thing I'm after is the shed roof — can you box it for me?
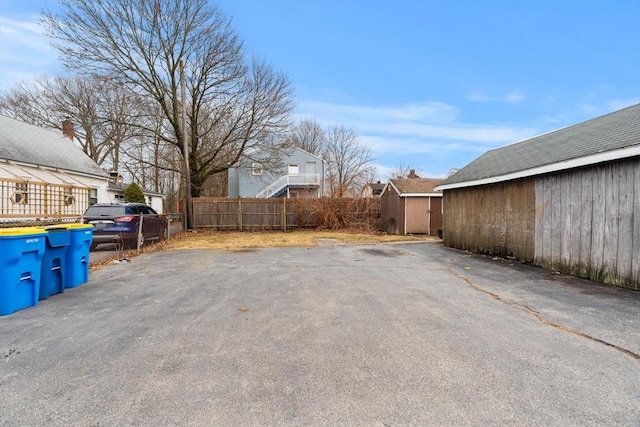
[365,182,386,191]
[383,178,443,197]
[0,115,108,178]
[437,103,640,190]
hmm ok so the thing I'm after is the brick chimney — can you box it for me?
[408,169,419,179]
[62,119,74,141]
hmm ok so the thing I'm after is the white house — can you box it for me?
[105,177,165,214]
[0,115,110,221]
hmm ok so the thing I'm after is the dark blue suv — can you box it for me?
[82,203,167,250]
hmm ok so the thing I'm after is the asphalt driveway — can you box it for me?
[1,242,639,426]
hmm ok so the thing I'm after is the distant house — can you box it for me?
[436,103,640,290]
[105,177,165,214]
[228,146,324,198]
[0,115,110,221]
[380,178,443,235]
[361,182,385,198]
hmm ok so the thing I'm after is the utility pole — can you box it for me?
[180,60,194,230]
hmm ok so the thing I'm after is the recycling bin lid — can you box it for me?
[37,225,69,231]
[0,227,47,236]
[64,223,94,230]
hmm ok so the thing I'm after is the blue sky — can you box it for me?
[1,0,639,179]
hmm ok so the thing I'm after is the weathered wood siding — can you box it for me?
[443,179,536,261]
[534,158,639,289]
[430,197,443,235]
[380,187,401,234]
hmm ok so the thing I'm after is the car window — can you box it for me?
[136,206,158,215]
[84,206,126,217]
[128,206,140,215]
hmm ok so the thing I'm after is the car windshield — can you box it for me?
[84,206,126,217]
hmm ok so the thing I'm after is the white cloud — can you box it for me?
[606,98,640,111]
[467,89,526,104]
[0,16,62,91]
[292,99,539,179]
[294,99,537,151]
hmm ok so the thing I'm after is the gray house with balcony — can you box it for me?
[228,146,324,198]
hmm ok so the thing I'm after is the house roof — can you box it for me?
[437,103,640,190]
[107,181,165,197]
[382,178,443,197]
[0,115,108,178]
[365,182,386,191]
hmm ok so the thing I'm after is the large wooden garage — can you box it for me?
[436,103,640,290]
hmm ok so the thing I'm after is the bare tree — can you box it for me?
[387,163,424,179]
[323,125,376,198]
[290,118,325,156]
[42,0,295,202]
[0,75,145,170]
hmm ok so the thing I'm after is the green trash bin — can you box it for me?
[37,226,71,300]
[0,227,47,316]
[64,223,94,288]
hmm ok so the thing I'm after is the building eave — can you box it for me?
[399,192,443,197]
[435,145,640,191]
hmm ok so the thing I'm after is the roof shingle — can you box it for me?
[439,103,640,188]
[389,178,443,194]
[0,115,108,178]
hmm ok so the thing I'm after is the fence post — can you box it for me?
[238,197,242,231]
[137,214,144,250]
[283,197,286,231]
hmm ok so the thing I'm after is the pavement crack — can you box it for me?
[444,257,640,362]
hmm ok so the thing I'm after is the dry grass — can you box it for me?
[89,229,437,271]
[162,229,434,251]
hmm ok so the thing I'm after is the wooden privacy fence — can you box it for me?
[187,197,381,230]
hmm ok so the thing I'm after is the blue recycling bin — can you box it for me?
[64,223,93,288]
[0,227,46,316]
[38,227,71,300]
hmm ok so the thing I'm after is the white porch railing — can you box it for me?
[256,174,320,198]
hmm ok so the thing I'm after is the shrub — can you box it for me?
[124,183,146,203]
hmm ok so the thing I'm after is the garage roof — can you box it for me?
[437,103,640,190]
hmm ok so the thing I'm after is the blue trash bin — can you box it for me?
[0,227,46,316]
[38,227,71,300]
[64,223,94,288]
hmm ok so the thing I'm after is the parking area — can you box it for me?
[1,242,639,426]
[88,221,183,264]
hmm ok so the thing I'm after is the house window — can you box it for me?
[252,162,263,176]
[90,188,98,205]
[62,188,75,206]
[288,164,299,176]
[12,182,28,204]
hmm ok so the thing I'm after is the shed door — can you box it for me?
[429,197,443,236]
[405,198,429,234]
